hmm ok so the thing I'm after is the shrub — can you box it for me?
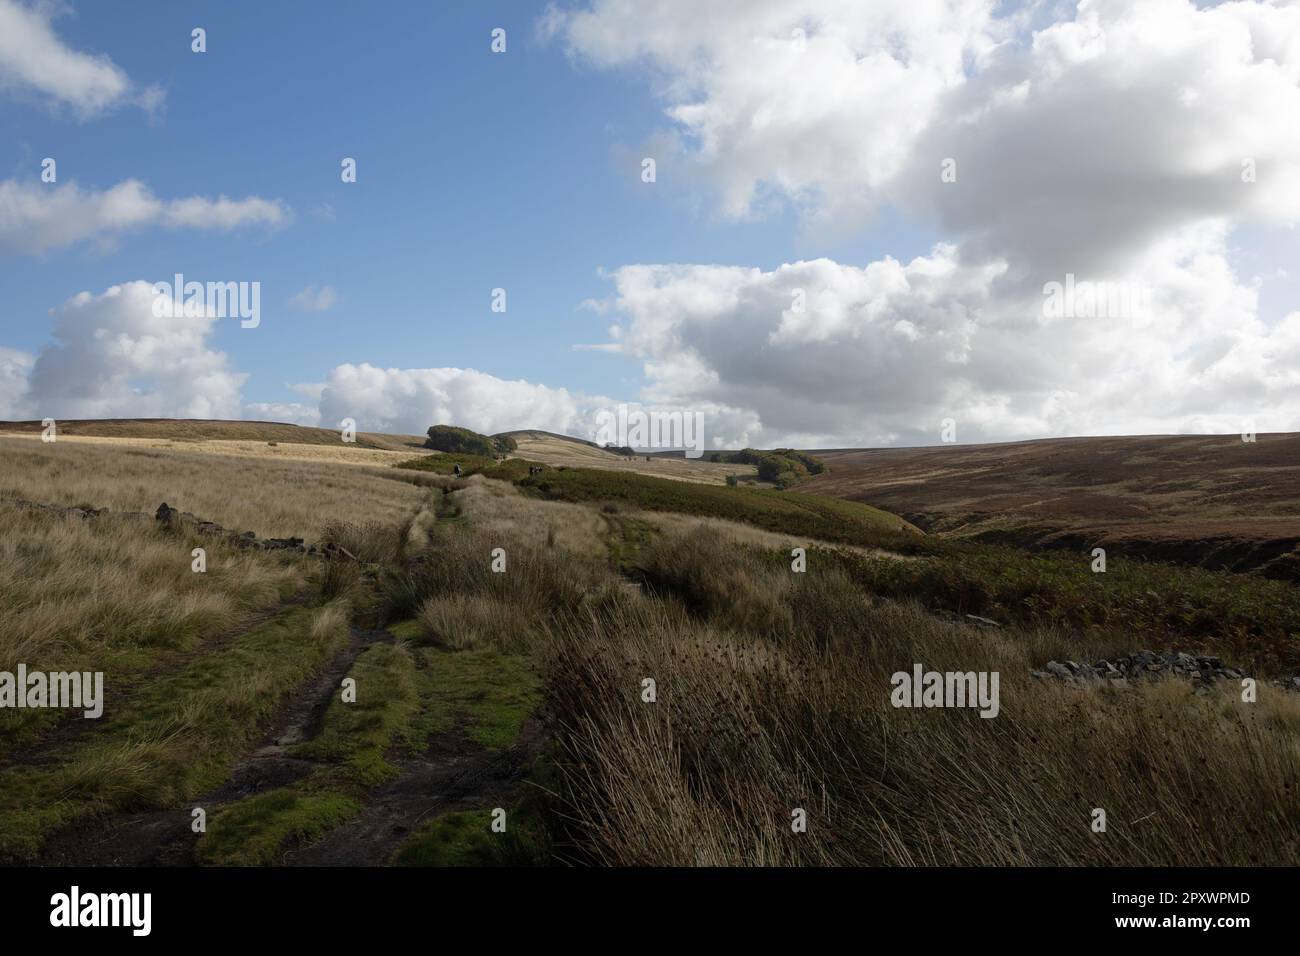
[424,424,515,457]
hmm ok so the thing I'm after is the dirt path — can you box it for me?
[38,623,385,866]
[39,621,543,867]
[283,719,542,866]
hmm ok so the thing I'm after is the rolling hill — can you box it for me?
[801,433,1300,578]
[0,418,425,451]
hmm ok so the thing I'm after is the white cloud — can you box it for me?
[546,0,1300,258]
[288,286,338,312]
[242,402,322,427]
[0,0,161,116]
[0,179,290,254]
[312,362,763,447]
[0,346,34,419]
[586,223,1300,445]
[2,289,764,446]
[9,280,246,420]
[317,364,595,437]
[544,0,1300,443]
[896,0,1300,284]
[544,0,1001,221]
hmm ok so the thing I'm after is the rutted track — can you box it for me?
[283,720,542,866]
[38,623,387,866]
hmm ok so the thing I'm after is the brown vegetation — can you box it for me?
[803,433,1300,578]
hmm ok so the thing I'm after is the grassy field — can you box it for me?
[0,424,1296,867]
[0,418,424,451]
[0,436,429,539]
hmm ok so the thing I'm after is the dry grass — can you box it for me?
[1,421,1293,867]
[0,501,308,752]
[546,596,1300,865]
[384,502,1298,866]
[805,433,1300,576]
[0,436,428,540]
[0,418,424,451]
[509,432,754,486]
[418,594,540,651]
[0,433,418,468]
[536,532,1300,865]
[637,508,920,561]
[451,476,609,557]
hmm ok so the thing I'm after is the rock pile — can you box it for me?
[2,497,125,521]
[1033,649,1300,692]
[154,502,357,560]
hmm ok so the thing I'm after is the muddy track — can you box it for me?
[283,718,543,866]
[38,623,543,867]
[37,623,386,866]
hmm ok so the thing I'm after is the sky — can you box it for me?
[1,0,1299,448]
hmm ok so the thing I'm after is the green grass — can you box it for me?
[386,619,425,642]
[391,757,557,867]
[0,602,349,862]
[825,543,1300,673]
[196,790,361,866]
[411,647,540,750]
[292,642,420,786]
[391,804,549,866]
[602,512,661,571]
[197,632,542,864]
[199,639,421,865]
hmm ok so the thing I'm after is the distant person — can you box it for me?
[453,463,462,477]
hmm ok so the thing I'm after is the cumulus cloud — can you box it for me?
[587,220,1300,445]
[0,0,162,116]
[543,0,1001,221]
[312,362,763,447]
[317,364,595,437]
[242,402,322,427]
[546,0,1300,443]
[546,0,1300,255]
[897,0,1300,285]
[2,287,761,447]
[288,286,338,312]
[0,346,34,419]
[7,280,247,420]
[0,179,290,254]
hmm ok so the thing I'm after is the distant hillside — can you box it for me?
[497,430,754,485]
[0,419,424,452]
[801,433,1300,579]
[494,428,605,449]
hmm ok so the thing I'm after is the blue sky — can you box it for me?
[2,0,1298,446]
[0,0,932,419]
